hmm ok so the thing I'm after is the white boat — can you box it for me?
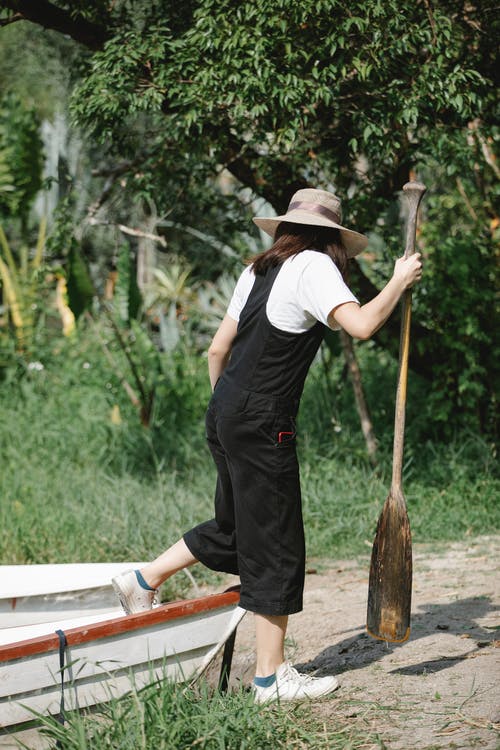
[0,563,148,628]
[0,566,245,748]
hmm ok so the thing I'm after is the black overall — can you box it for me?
[184,263,325,615]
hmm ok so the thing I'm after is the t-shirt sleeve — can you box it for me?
[226,266,256,321]
[297,255,359,330]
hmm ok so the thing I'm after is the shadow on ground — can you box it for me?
[295,595,498,677]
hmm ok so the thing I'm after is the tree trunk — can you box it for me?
[340,330,378,466]
[136,212,158,291]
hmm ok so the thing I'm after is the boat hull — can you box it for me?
[0,590,245,734]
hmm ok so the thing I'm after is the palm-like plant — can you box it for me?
[0,220,46,353]
[0,148,14,197]
[196,273,239,335]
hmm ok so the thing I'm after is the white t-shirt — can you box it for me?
[227,250,359,333]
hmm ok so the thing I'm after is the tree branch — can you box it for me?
[91,160,138,178]
[219,134,311,213]
[0,0,109,50]
[470,119,500,180]
[87,217,167,247]
[156,219,237,257]
[456,177,479,222]
[0,11,23,26]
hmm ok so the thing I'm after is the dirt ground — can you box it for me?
[223,535,500,750]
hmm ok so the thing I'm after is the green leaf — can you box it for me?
[67,245,94,320]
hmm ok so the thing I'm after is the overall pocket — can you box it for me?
[274,415,297,448]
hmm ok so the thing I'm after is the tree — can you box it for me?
[1,0,497,430]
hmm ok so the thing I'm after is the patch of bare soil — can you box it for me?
[225,535,500,749]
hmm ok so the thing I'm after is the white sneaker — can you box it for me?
[112,570,158,614]
[252,662,339,704]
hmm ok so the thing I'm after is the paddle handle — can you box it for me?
[391,181,426,491]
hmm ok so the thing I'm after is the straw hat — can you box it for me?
[253,188,368,258]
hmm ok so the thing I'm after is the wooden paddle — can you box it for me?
[366,180,426,643]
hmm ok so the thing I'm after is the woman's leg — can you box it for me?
[254,613,288,676]
[253,612,340,703]
[140,538,198,589]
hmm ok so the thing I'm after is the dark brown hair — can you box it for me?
[250,222,350,281]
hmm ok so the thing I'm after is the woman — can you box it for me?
[112,188,423,703]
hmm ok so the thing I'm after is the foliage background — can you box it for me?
[0,0,497,561]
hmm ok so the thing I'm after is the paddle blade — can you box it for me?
[366,488,412,642]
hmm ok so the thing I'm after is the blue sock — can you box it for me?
[253,673,277,688]
[135,570,155,591]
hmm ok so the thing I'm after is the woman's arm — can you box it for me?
[207,314,239,390]
[329,253,423,340]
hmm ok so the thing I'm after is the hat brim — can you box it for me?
[253,210,368,258]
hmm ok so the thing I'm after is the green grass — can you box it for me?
[2,388,497,576]
[300,431,499,559]
[34,677,382,750]
[1,331,498,574]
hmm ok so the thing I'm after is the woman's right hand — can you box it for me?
[393,253,423,289]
